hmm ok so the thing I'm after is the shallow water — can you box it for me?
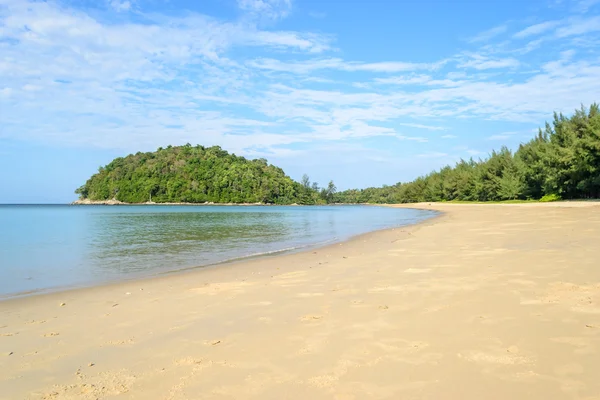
[0,205,436,296]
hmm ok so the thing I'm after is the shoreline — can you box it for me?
[3,202,600,399]
[0,207,443,303]
[1,200,592,302]
[71,199,269,206]
[70,199,369,206]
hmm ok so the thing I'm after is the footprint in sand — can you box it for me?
[25,320,46,325]
[174,357,203,366]
[42,370,136,398]
[105,338,135,346]
[300,315,323,322]
[191,281,251,296]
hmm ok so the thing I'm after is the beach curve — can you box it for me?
[1,202,600,399]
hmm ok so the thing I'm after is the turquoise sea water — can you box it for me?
[0,205,436,297]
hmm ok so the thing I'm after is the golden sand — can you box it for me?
[1,202,600,399]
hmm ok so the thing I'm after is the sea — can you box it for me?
[0,205,437,297]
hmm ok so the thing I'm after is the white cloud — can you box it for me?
[513,21,560,38]
[0,0,330,62]
[374,75,432,85]
[248,58,442,74]
[397,123,446,131]
[488,131,518,140]
[22,84,42,91]
[515,38,546,54]
[451,147,482,156]
[237,0,293,20]
[575,0,600,13]
[458,54,520,70]
[397,135,429,142]
[468,25,508,43]
[246,31,332,53]
[247,58,342,73]
[556,15,600,36]
[2,0,600,165]
[109,0,131,12]
[351,61,444,73]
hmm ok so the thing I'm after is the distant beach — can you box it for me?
[2,202,600,399]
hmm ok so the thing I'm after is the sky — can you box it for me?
[1,0,600,203]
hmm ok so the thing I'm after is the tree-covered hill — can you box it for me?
[334,104,600,204]
[75,144,335,204]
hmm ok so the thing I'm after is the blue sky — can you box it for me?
[1,0,600,203]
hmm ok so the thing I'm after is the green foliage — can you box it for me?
[539,194,562,202]
[76,145,332,205]
[336,104,600,204]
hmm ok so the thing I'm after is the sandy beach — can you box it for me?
[2,202,600,399]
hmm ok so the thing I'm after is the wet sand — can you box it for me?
[1,202,600,399]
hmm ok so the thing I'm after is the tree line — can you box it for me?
[334,104,600,203]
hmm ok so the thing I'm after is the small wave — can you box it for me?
[159,237,339,275]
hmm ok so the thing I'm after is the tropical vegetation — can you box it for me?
[334,104,600,203]
[76,144,336,204]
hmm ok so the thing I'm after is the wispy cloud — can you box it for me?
[574,0,600,13]
[248,58,443,74]
[1,0,600,167]
[397,123,446,131]
[374,75,433,85]
[458,54,520,70]
[237,0,293,20]
[108,0,132,12]
[488,131,519,140]
[468,25,508,43]
[513,21,560,38]
[556,15,600,36]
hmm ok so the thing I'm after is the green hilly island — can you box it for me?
[75,144,335,204]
